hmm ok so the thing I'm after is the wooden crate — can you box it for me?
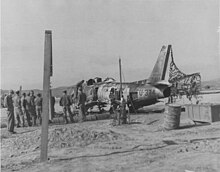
[185,103,220,123]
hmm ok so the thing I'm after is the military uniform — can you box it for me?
[78,91,87,122]
[35,96,42,124]
[75,80,84,98]
[120,97,127,124]
[4,94,15,132]
[110,97,119,125]
[59,94,74,123]
[26,95,36,126]
[21,96,31,126]
[13,95,24,127]
[30,95,37,125]
[50,96,55,119]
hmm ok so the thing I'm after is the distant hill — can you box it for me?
[1,86,74,98]
[51,85,74,97]
[1,78,220,97]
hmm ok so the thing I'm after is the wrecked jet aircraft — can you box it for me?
[70,45,172,112]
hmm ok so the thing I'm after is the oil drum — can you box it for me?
[163,104,181,130]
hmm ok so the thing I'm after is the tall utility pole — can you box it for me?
[49,89,52,121]
[119,58,123,125]
[40,30,53,162]
[119,58,122,99]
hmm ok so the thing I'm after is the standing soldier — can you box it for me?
[1,94,6,108]
[21,93,31,126]
[35,93,43,124]
[50,95,56,120]
[77,87,87,122]
[26,92,36,126]
[4,90,15,133]
[30,90,37,125]
[75,80,84,98]
[109,90,119,125]
[120,95,127,124]
[13,91,24,127]
[59,90,74,124]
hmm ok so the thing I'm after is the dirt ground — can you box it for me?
[1,105,220,172]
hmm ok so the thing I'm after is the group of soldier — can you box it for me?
[3,84,127,134]
[3,90,43,134]
[59,87,87,124]
[110,92,129,125]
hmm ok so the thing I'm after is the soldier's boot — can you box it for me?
[16,115,21,127]
[26,114,32,126]
[63,116,69,124]
[111,119,116,126]
[28,121,32,127]
[21,120,25,127]
[32,120,36,126]
[69,114,74,123]
[21,116,25,127]
[40,117,42,125]
[34,116,37,126]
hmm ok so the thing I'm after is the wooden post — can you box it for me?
[119,58,122,99]
[119,58,122,125]
[40,30,53,162]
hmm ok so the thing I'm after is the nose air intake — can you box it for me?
[163,87,171,98]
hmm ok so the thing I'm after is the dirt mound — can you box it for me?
[1,125,129,156]
[48,127,127,148]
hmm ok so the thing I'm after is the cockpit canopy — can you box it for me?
[86,77,115,86]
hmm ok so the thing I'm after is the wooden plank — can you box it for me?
[185,104,220,123]
[40,30,52,162]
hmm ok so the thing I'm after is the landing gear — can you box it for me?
[98,102,105,113]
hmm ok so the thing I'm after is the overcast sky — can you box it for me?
[1,0,220,90]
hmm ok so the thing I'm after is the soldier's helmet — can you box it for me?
[9,90,14,94]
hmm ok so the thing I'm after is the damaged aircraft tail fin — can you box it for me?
[148,45,171,84]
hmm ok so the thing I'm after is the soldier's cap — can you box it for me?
[30,90,34,93]
[22,93,26,96]
[63,90,67,93]
[37,93,41,96]
[9,90,14,94]
[15,90,20,94]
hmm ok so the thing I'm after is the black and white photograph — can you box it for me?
[1,0,220,171]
